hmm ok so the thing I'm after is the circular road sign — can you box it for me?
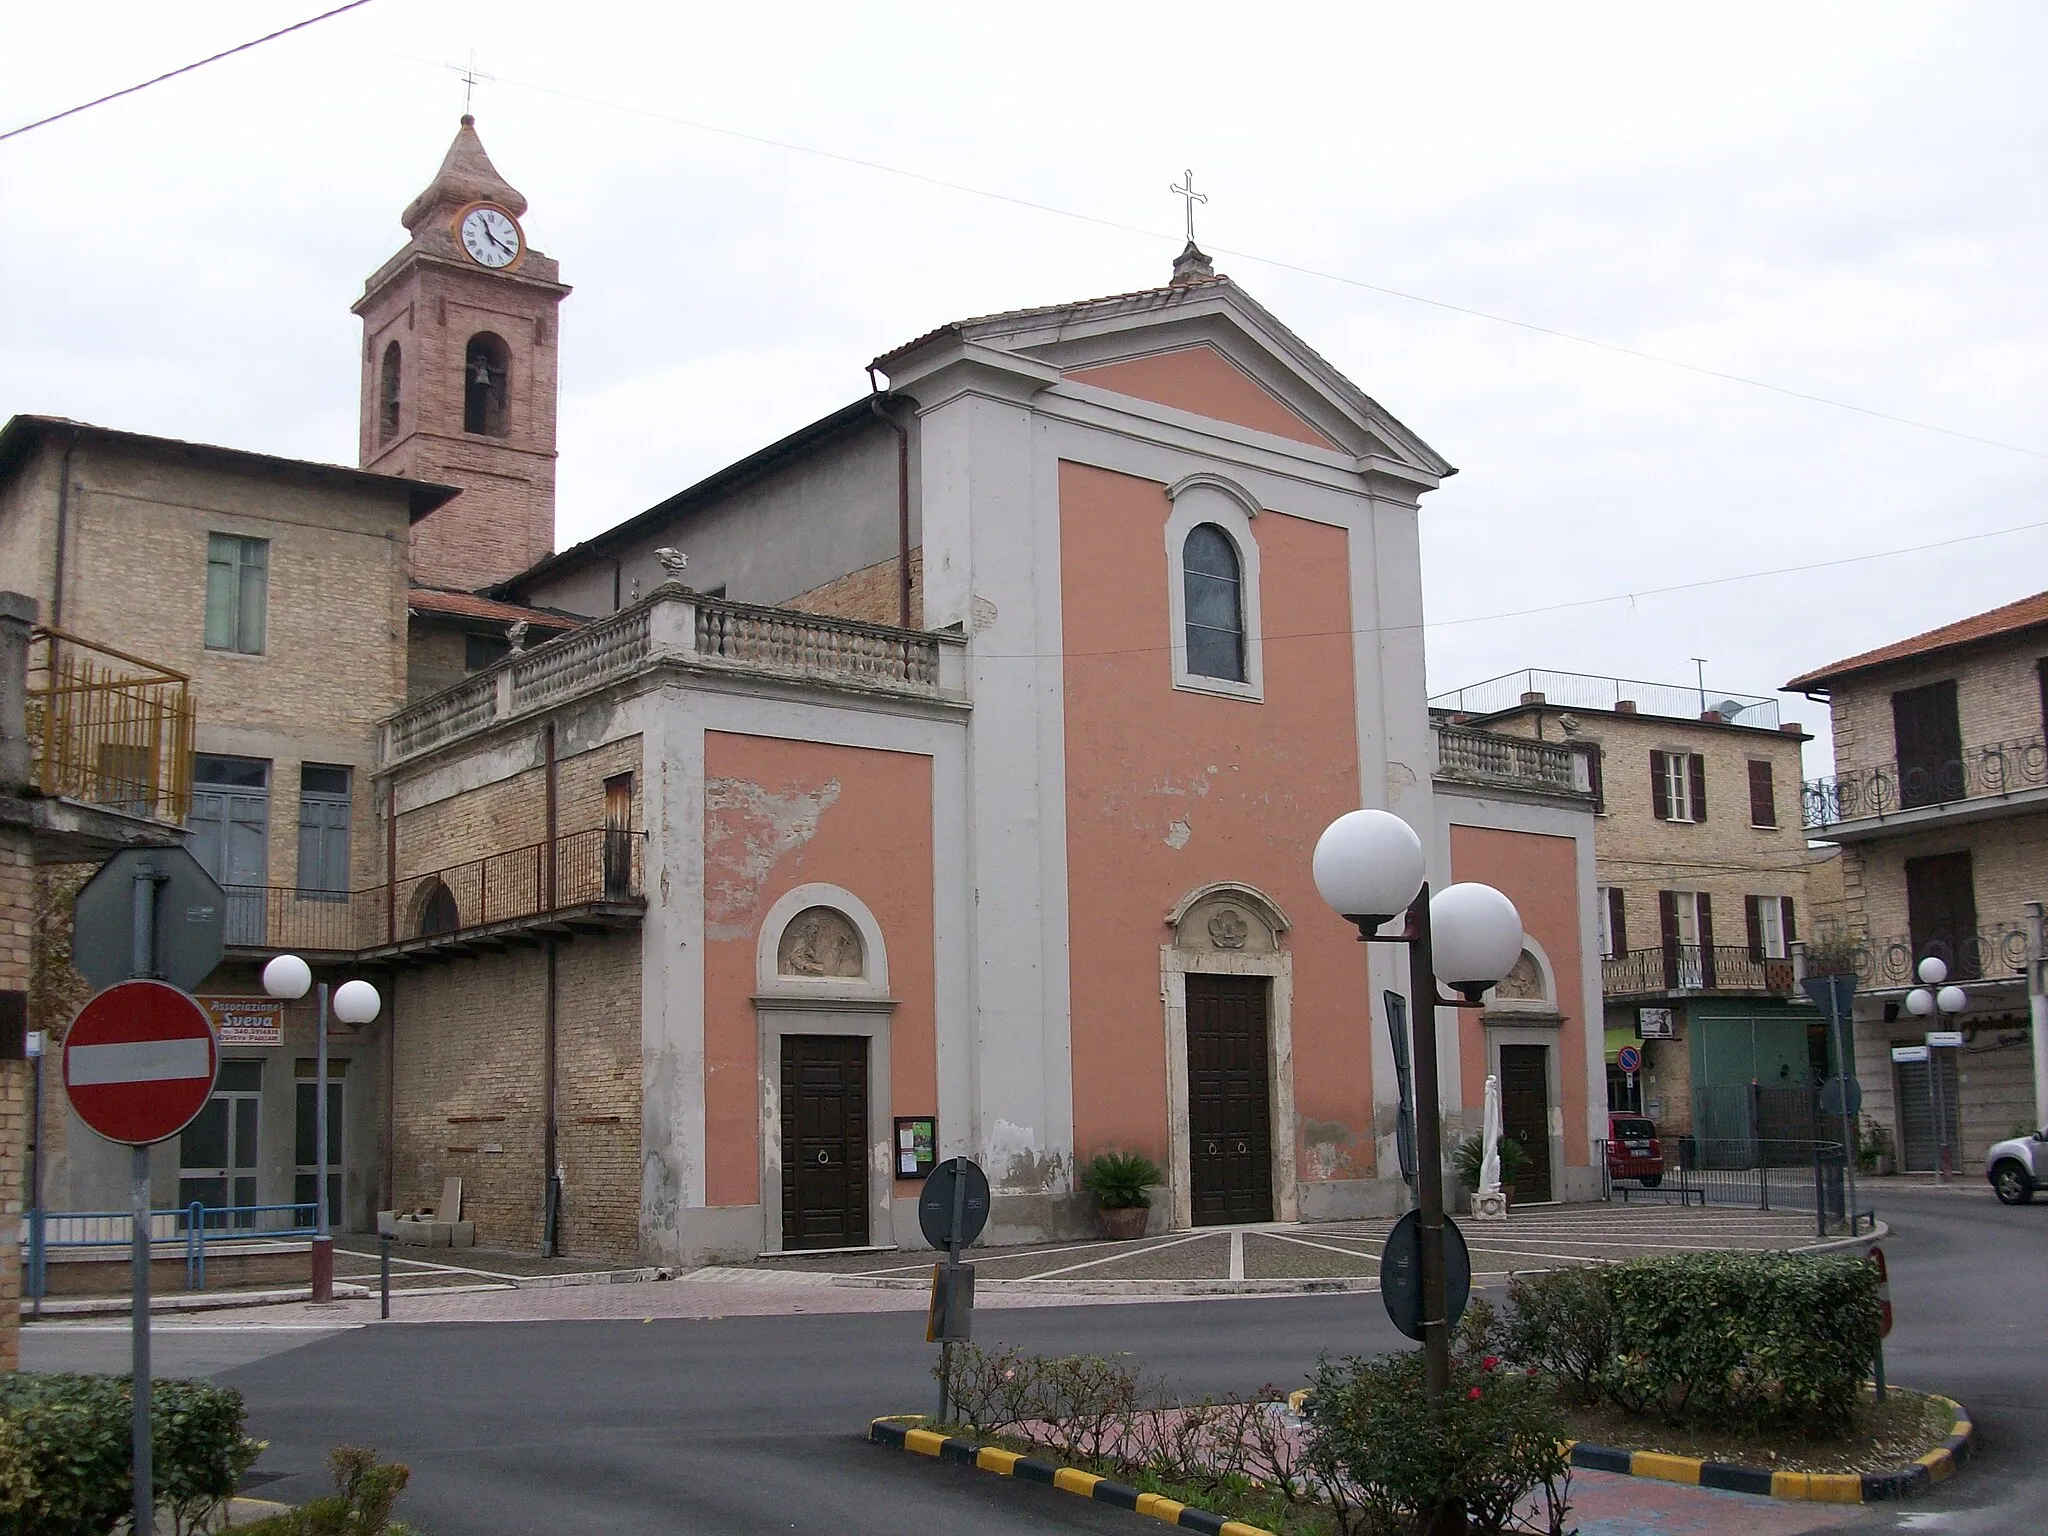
[1616,1045,1642,1074]
[1820,1075,1863,1118]
[1380,1209,1473,1342]
[918,1157,992,1251]
[61,980,219,1147]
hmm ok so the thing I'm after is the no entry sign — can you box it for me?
[62,980,219,1146]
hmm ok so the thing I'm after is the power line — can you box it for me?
[0,1,378,144]
[393,52,2048,462]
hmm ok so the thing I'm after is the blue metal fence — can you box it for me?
[25,1201,317,1298]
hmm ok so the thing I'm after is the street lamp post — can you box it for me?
[1905,956,1967,1185]
[1313,811,1524,1419]
[264,955,381,1302]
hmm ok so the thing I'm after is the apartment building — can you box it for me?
[1432,670,1818,1144]
[1787,590,2048,1173]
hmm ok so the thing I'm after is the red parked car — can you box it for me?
[1606,1112,1665,1187]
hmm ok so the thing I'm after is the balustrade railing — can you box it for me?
[1602,944,1797,998]
[1434,723,1588,797]
[26,627,194,821]
[1802,735,2047,828]
[383,591,948,764]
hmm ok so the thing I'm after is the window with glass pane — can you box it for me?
[1182,524,1245,682]
[204,533,268,654]
[297,763,351,901]
[179,1060,262,1228]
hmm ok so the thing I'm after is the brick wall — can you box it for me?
[1827,644,2048,780]
[1840,816,2048,945]
[393,734,642,882]
[388,929,642,1259]
[0,830,33,1369]
[1487,708,1814,959]
[391,946,547,1247]
[783,548,923,629]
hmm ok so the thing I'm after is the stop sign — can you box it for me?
[62,980,219,1147]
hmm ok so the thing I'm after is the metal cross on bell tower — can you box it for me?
[1170,169,1208,244]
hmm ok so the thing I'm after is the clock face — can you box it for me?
[459,206,521,269]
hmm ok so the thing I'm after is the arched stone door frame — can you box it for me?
[1160,882,1299,1229]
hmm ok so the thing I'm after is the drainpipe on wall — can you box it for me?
[2028,901,2047,1134]
[866,367,912,630]
[50,429,77,628]
[540,723,561,1256]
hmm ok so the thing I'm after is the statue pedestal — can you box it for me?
[1470,1189,1509,1221]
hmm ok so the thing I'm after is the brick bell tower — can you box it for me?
[355,116,570,591]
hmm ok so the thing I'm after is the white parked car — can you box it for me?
[1986,1131,2046,1205]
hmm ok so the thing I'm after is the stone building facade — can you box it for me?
[1788,590,2048,1173]
[1431,672,1819,1143]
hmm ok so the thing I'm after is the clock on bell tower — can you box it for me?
[354,115,570,592]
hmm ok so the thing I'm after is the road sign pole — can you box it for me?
[313,982,333,1303]
[129,867,158,1536]
[130,1144,152,1534]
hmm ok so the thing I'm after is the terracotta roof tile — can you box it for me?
[408,586,579,629]
[1784,587,2048,691]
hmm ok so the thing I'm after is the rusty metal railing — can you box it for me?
[28,627,194,822]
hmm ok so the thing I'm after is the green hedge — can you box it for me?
[1502,1252,1882,1434]
[0,1373,263,1536]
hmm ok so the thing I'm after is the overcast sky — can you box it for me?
[5,2,2043,777]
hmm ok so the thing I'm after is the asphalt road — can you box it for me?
[21,1185,2044,1535]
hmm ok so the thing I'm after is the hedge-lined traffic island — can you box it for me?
[871,1250,1971,1536]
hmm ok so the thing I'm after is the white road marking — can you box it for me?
[1229,1230,1245,1281]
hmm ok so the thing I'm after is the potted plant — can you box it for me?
[1453,1132,1527,1207]
[1079,1150,1163,1240]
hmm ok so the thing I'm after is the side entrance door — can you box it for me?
[1500,1044,1554,1203]
[1186,975,1274,1225]
[780,1035,870,1250]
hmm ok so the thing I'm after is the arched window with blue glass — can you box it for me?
[1182,523,1246,682]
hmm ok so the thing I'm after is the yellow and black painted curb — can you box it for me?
[1283,1388,1972,1505]
[869,1417,1275,1536]
[1559,1393,1973,1505]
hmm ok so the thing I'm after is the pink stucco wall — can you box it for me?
[1058,459,1373,1185]
[701,732,936,1207]
[1449,824,1590,1166]
[1065,345,1341,450]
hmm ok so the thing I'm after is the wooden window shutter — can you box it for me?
[1650,751,1670,819]
[1688,754,1708,822]
[1748,760,1776,827]
[1744,895,1764,961]
[1658,890,1679,988]
[1697,892,1717,988]
[1586,743,1606,814]
[1780,897,1797,945]
[1609,887,1628,957]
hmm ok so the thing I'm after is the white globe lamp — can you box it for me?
[1916,956,1948,986]
[332,979,382,1025]
[262,953,313,1002]
[1430,883,1525,1001]
[1312,810,1427,929]
[1905,988,1936,1017]
[1936,985,1967,1016]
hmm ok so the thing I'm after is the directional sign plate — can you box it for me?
[918,1157,991,1251]
[62,980,219,1147]
[74,848,227,993]
[1380,1209,1472,1342]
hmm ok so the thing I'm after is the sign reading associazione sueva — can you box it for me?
[201,996,284,1046]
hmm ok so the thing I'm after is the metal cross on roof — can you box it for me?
[1170,170,1208,244]
[459,49,487,114]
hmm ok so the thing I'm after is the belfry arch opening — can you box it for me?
[463,333,510,436]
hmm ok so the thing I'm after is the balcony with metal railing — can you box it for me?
[26,626,194,824]
[218,826,647,963]
[1802,735,2048,838]
[382,584,968,766]
[1430,668,1782,730]
[1808,920,2036,990]
[1433,722,1595,801]
[1603,944,1798,1001]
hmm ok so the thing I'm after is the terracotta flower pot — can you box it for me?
[1098,1205,1149,1240]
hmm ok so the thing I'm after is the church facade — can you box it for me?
[7,117,1605,1265]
